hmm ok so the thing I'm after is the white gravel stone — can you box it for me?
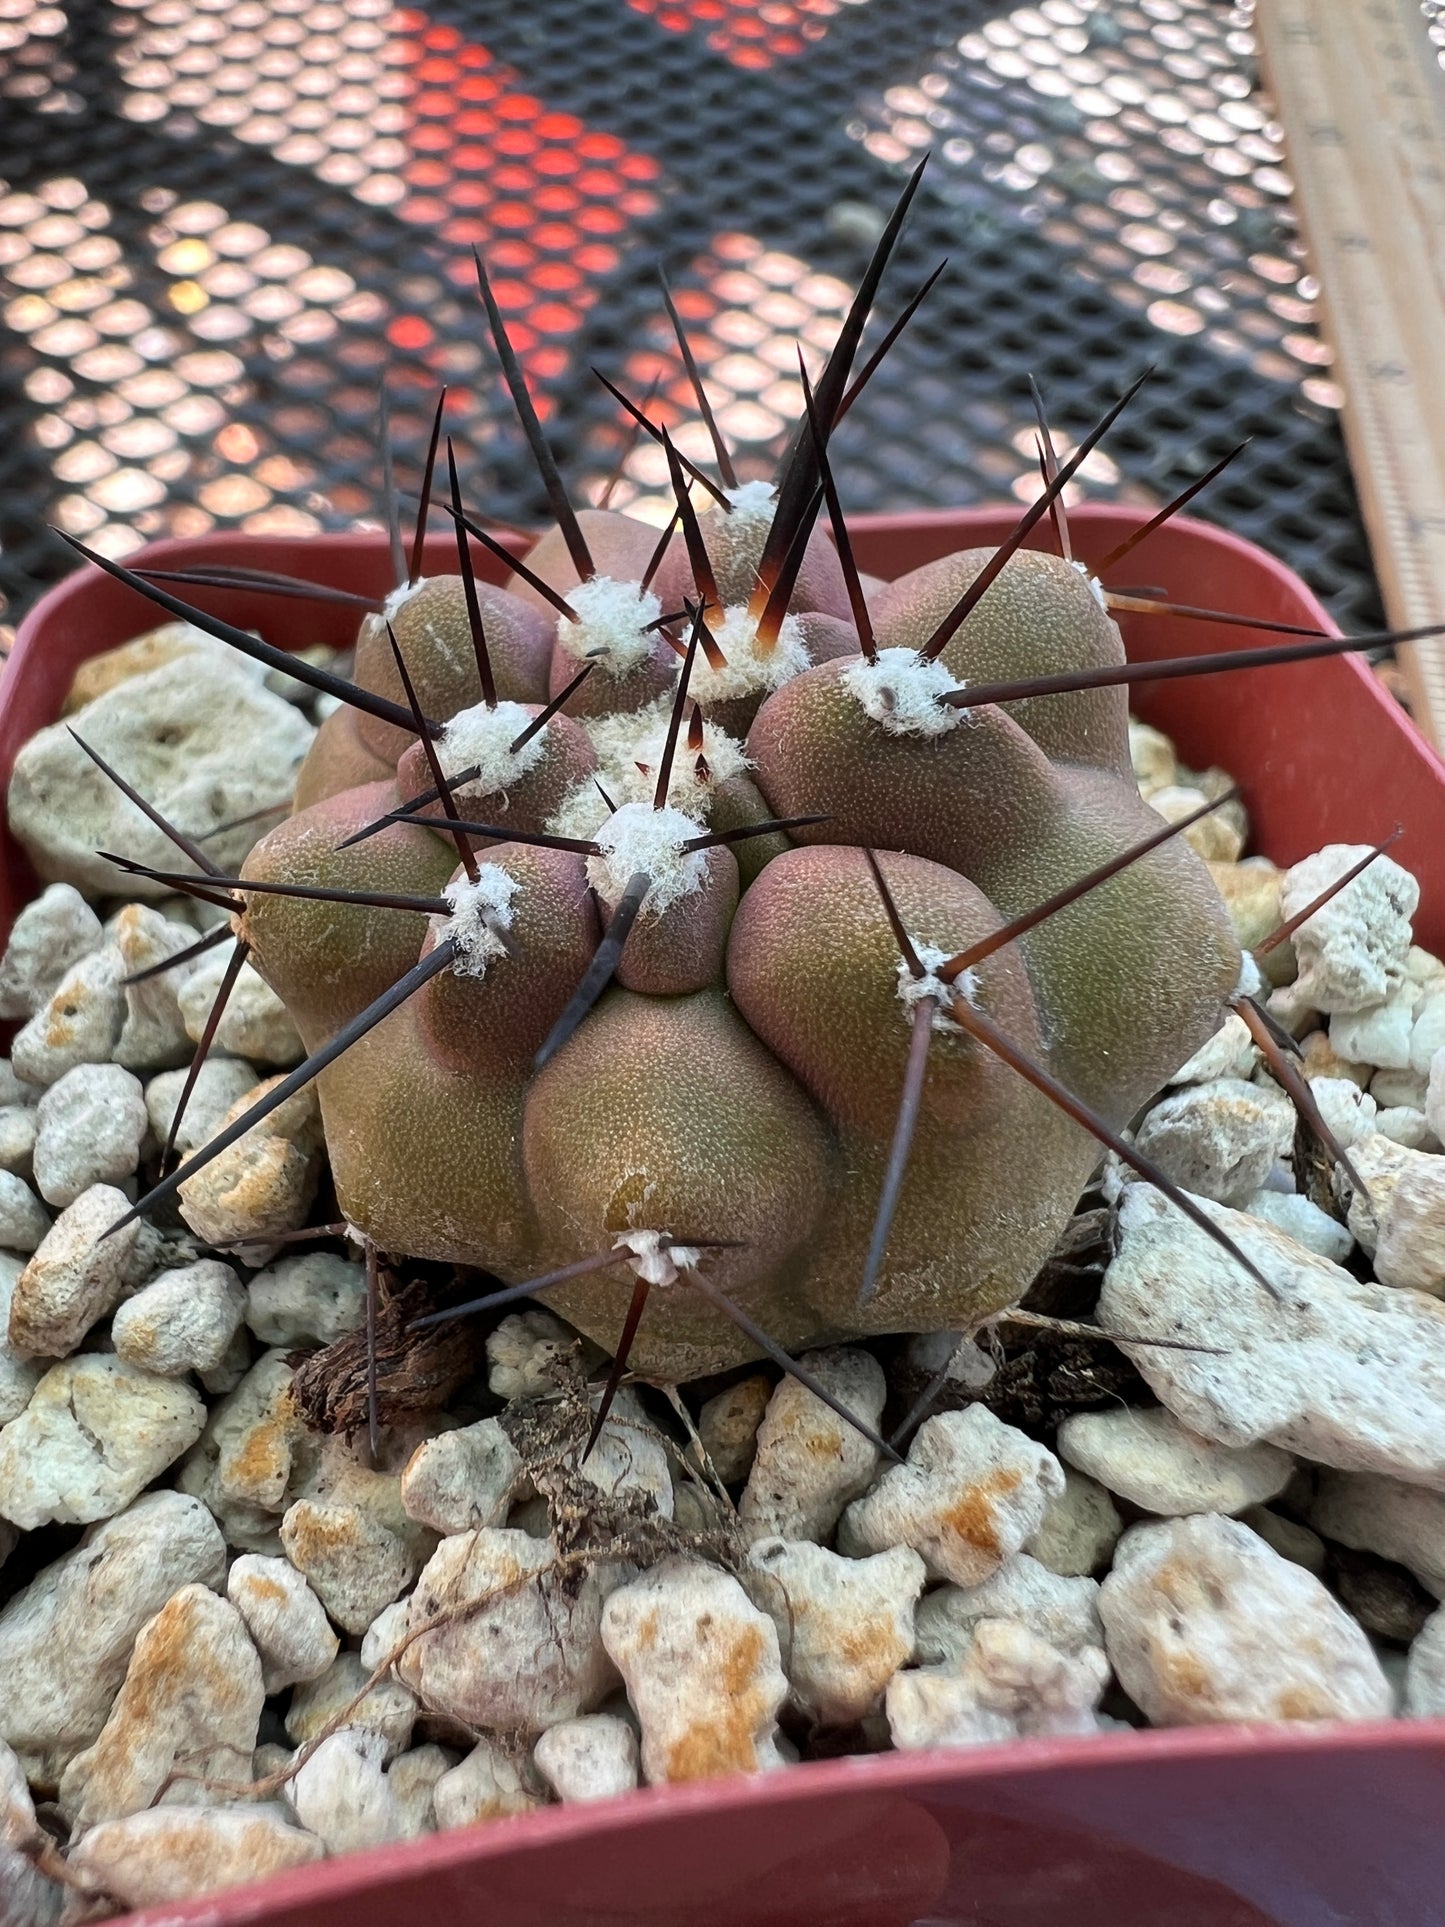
[110,904,206,1070]
[840,1406,1064,1587]
[10,947,126,1087]
[1372,1065,1432,1110]
[486,1308,595,1400]
[1329,983,1421,1072]
[1405,1605,1445,1714]
[1101,1184,1445,1487]
[0,1736,62,1927]
[9,652,314,900]
[1281,843,1418,1013]
[31,1063,146,1207]
[1427,1045,1445,1146]
[144,1057,259,1161]
[0,1061,35,1109]
[360,1599,409,1671]
[602,1558,788,1783]
[284,1654,416,1761]
[1101,1513,1393,1724]
[1374,1105,1438,1150]
[0,1173,49,1255]
[0,1491,225,1785]
[433,1740,541,1829]
[1148,784,1243,862]
[245,1249,366,1347]
[287,1727,401,1856]
[401,1528,620,1731]
[178,945,303,1066]
[1028,1467,1122,1577]
[532,1715,640,1804]
[1304,1468,1445,1597]
[1340,1132,1445,1294]
[697,1374,772,1484]
[0,1256,40,1425]
[582,1387,673,1519]
[112,1259,246,1376]
[7,1183,145,1357]
[1167,1011,1257,1085]
[0,1105,39,1180]
[746,1539,926,1726]
[1057,1406,1293,1517]
[738,1347,886,1543]
[887,1620,1109,1750]
[1132,1077,1296,1207]
[177,1079,323,1248]
[227,1554,339,1693]
[387,1744,454,1838]
[1240,1187,1354,1262]
[0,1354,206,1530]
[0,884,102,1019]
[1239,1505,1328,1574]
[181,1349,304,1523]
[401,1418,524,1535]
[66,1803,323,1906]
[280,1498,417,1637]
[58,1584,264,1828]
[914,1554,1102,1667]
[1309,1075,1378,1149]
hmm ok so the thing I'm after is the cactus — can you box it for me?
[58,162,1417,1434]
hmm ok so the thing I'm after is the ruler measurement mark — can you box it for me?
[1258,0,1445,740]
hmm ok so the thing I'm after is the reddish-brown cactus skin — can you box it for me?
[241,502,1241,1379]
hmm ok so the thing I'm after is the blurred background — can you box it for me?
[0,0,1418,650]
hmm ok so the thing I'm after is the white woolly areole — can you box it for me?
[438,699,545,798]
[724,479,777,522]
[545,697,751,842]
[614,1228,699,1287]
[1233,952,1264,1002]
[842,648,965,737]
[381,577,427,620]
[687,604,810,705]
[439,865,517,977]
[586,801,707,914]
[1070,558,1109,609]
[896,942,975,1033]
[555,575,661,673]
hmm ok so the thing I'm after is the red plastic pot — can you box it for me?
[8,507,1445,1925]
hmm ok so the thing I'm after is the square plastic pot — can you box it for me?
[7,506,1445,1926]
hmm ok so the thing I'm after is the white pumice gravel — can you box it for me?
[144,1057,261,1160]
[1027,1467,1122,1577]
[178,946,303,1067]
[738,1346,886,1543]
[66,1804,324,1907]
[1131,1076,1296,1207]
[433,1740,541,1829]
[400,1418,525,1535]
[532,1714,640,1804]
[111,1260,246,1376]
[57,1583,264,1828]
[31,1062,147,1206]
[245,1249,367,1347]
[226,1554,340,1692]
[1100,1514,1393,1725]
[286,1727,402,1856]
[1338,1131,1445,1294]
[913,1554,1103,1667]
[887,1619,1109,1750]
[284,1653,417,1761]
[10,946,127,1088]
[0,883,102,1020]
[1303,1468,1445,1597]
[1280,843,1419,1012]
[601,1559,788,1783]
[1056,1406,1294,1517]
[745,1538,926,1726]
[839,1406,1064,1587]
[0,1172,50,1255]
[7,1183,152,1358]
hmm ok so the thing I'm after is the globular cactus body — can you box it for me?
[239,485,1240,1379]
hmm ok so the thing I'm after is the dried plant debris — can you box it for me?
[4,162,1445,1914]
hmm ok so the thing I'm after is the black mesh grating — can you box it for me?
[0,0,1399,651]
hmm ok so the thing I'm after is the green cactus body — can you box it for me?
[238,495,1241,1380]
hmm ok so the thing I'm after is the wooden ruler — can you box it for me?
[1256,0,1445,744]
